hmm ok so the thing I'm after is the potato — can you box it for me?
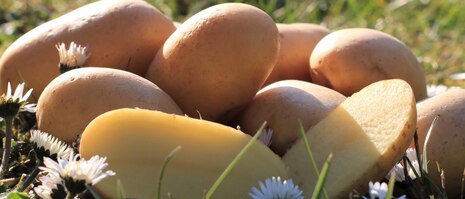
[415,89,465,197]
[310,28,427,101]
[79,108,288,199]
[0,0,175,102]
[283,79,416,198]
[237,80,345,156]
[145,3,279,121]
[263,23,330,86]
[36,67,183,143]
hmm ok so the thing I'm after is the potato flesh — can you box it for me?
[283,79,416,198]
[79,108,288,199]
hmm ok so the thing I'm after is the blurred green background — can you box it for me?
[1,0,465,85]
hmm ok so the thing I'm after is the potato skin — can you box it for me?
[237,80,345,155]
[263,23,330,86]
[36,67,183,143]
[416,89,465,197]
[0,0,175,102]
[145,3,279,121]
[310,28,427,101]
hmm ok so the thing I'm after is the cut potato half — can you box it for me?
[79,108,288,199]
[283,79,416,198]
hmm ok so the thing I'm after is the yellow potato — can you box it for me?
[283,79,416,198]
[310,28,427,101]
[79,108,288,199]
[36,67,183,143]
[237,80,345,156]
[416,89,465,197]
[145,3,279,121]
[263,23,330,86]
[0,0,175,102]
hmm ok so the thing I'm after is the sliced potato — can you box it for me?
[80,108,288,199]
[283,79,416,198]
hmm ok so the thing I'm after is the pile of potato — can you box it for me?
[0,0,463,198]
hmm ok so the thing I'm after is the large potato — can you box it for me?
[36,67,183,143]
[263,23,330,86]
[237,80,345,156]
[0,0,175,102]
[283,79,416,198]
[145,3,279,121]
[310,28,427,101]
[80,108,288,199]
[416,89,465,197]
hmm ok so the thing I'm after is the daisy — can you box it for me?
[40,152,115,196]
[0,82,34,119]
[387,148,421,182]
[259,127,273,147]
[34,174,67,199]
[56,42,88,73]
[426,84,461,98]
[249,177,304,199]
[30,130,73,161]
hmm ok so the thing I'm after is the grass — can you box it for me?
[1,0,465,85]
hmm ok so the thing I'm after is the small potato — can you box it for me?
[415,89,465,197]
[145,3,279,121]
[263,23,330,86]
[237,80,345,155]
[0,0,175,102]
[36,67,183,143]
[310,28,427,101]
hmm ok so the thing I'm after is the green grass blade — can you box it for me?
[298,122,328,199]
[158,145,182,199]
[423,115,439,173]
[86,185,102,199]
[311,153,332,199]
[116,179,126,199]
[385,175,396,199]
[204,121,267,199]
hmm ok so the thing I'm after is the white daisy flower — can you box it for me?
[426,84,461,98]
[249,176,304,199]
[0,82,35,120]
[56,42,88,70]
[30,130,73,161]
[387,148,421,182]
[34,174,67,199]
[259,127,273,147]
[40,152,115,195]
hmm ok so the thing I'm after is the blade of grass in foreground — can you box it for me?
[204,122,267,199]
[311,153,332,199]
[158,145,182,199]
[117,179,126,199]
[299,122,328,199]
[385,174,396,199]
[423,115,440,173]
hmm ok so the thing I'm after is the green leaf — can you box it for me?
[6,192,29,199]
[298,121,328,199]
[385,175,396,199]
[117,179,127,199]
[204,121,267,199]
[311,153,332,199]
[423,115,439,174]
[158,145,182,199]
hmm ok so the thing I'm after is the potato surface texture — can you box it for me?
[283,79,416,198]
[145,3,279,121]
[263,23,330,86]
[36,67,183,143]
[79,108,288,199]
[310,28,427,101]
[0,0,175,102]
[237,80,345,156]
[416,89,465,197]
